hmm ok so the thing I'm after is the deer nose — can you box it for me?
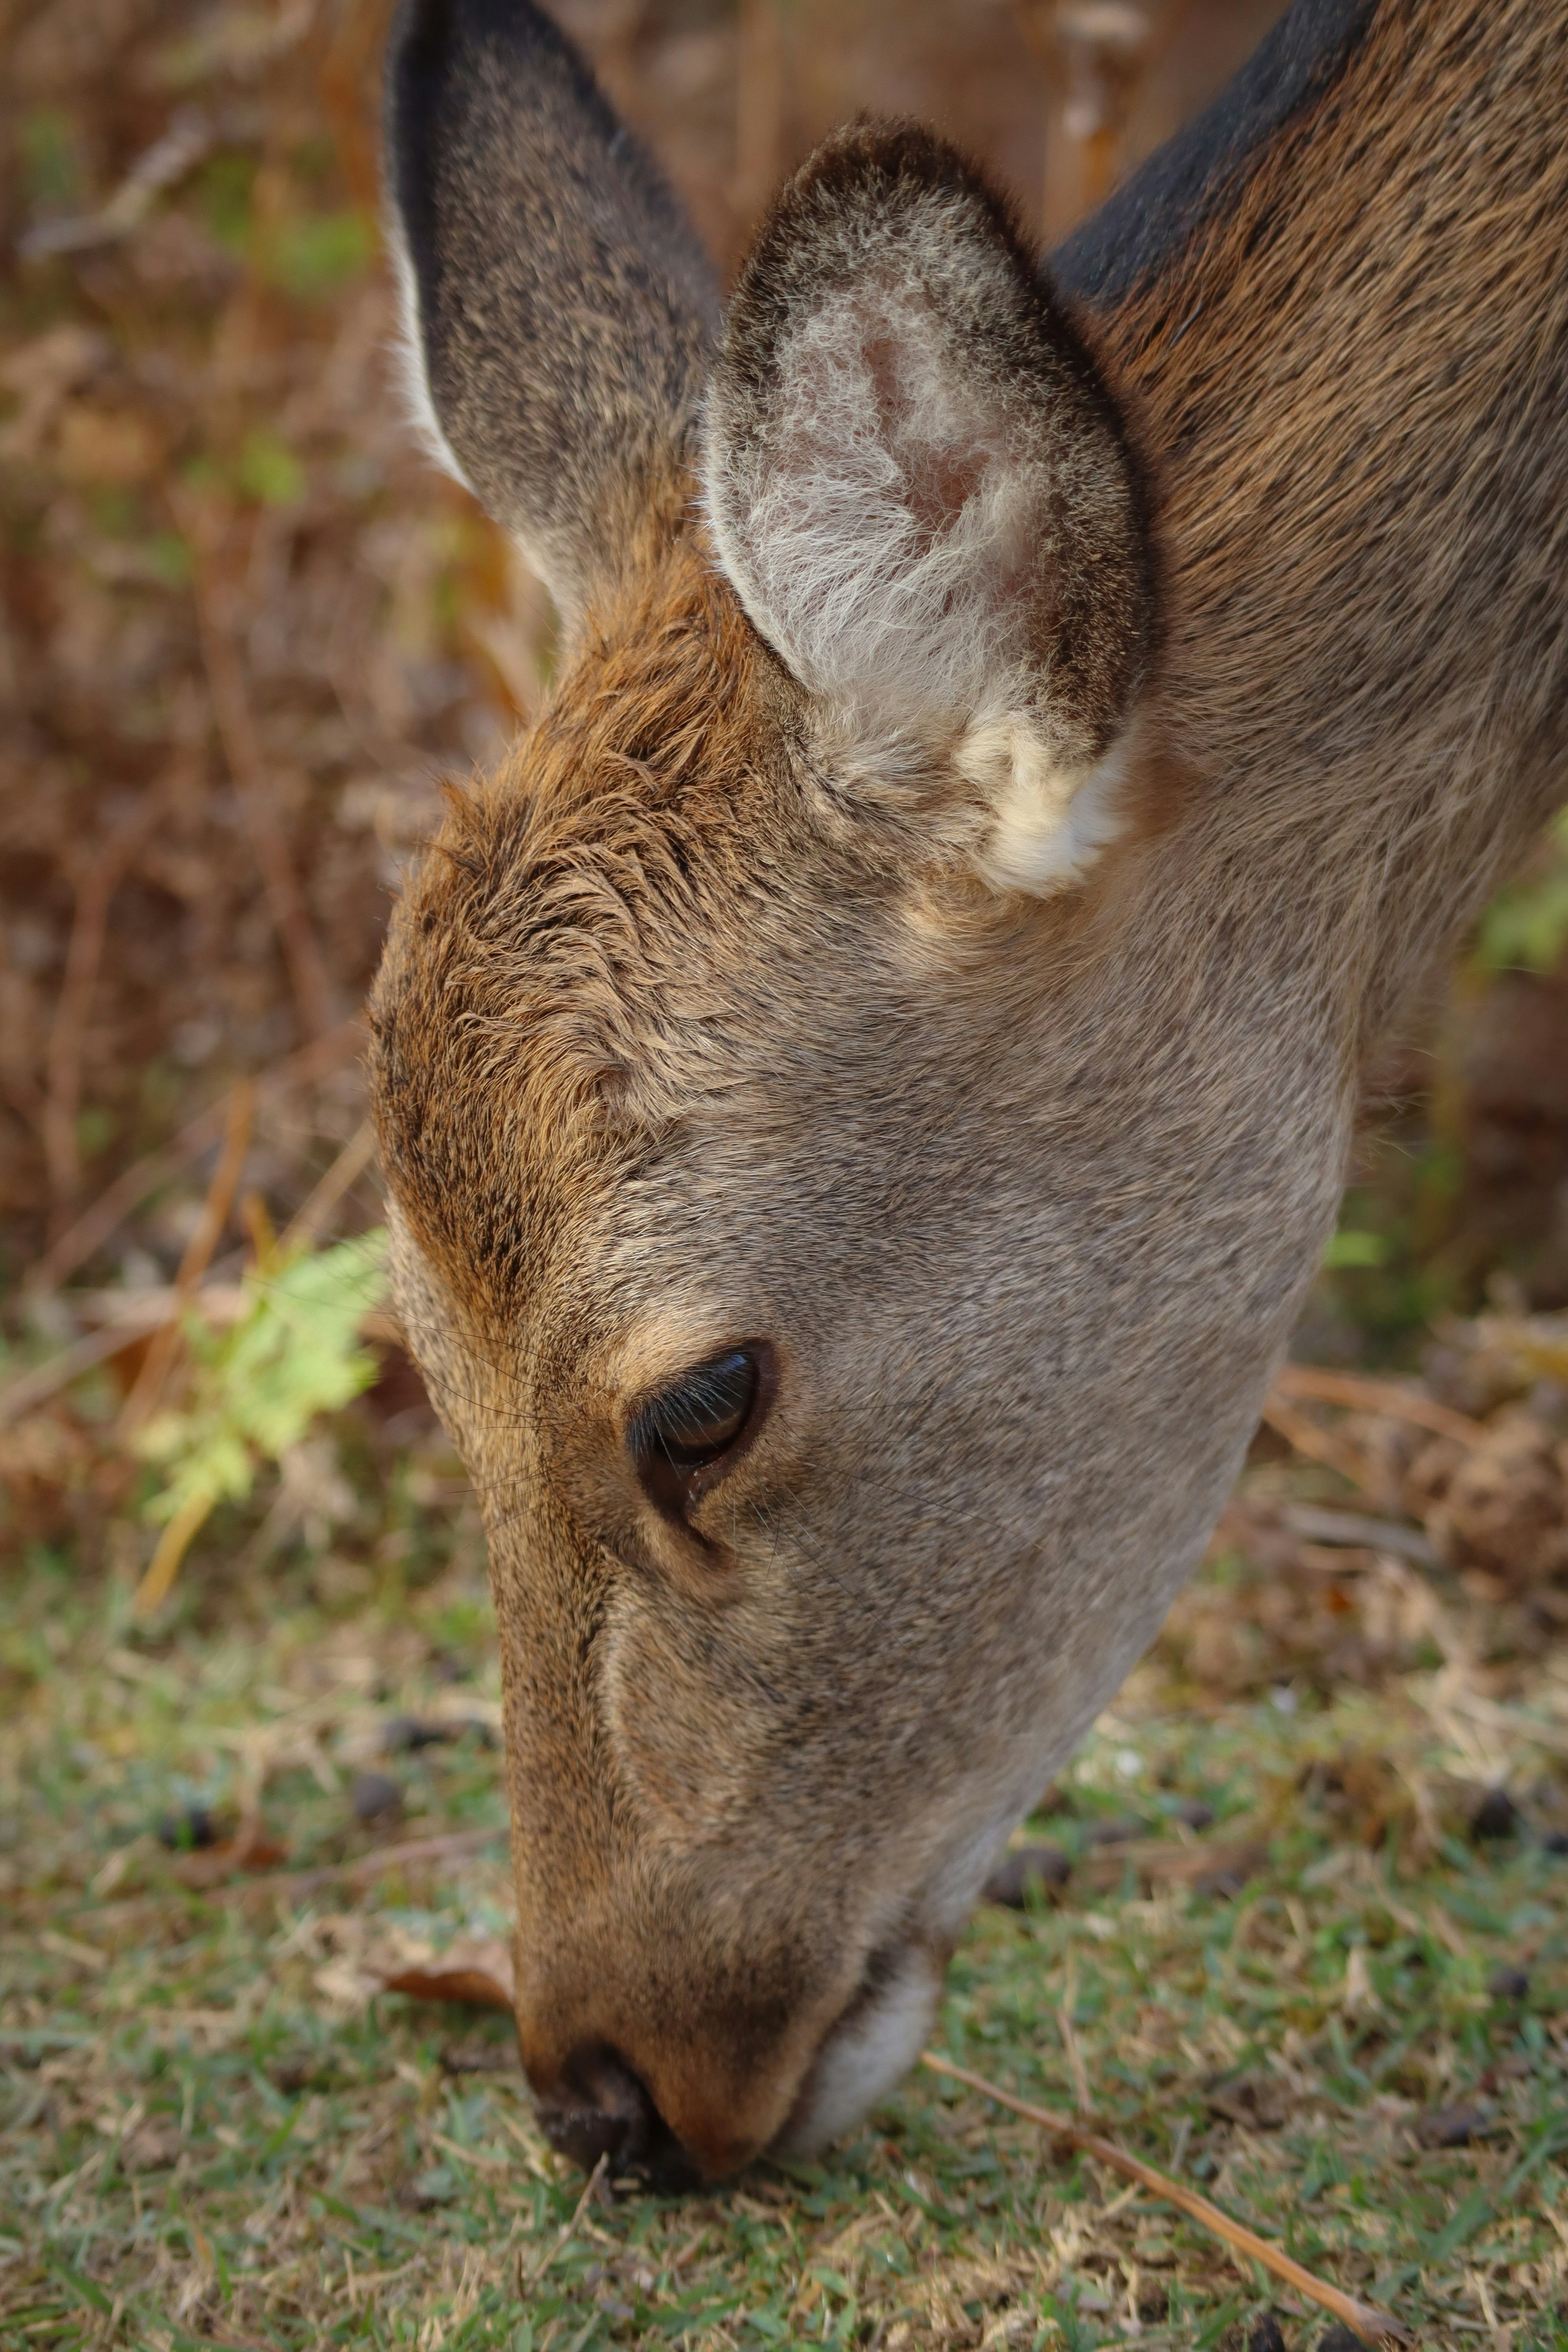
[534,2046,703,2192]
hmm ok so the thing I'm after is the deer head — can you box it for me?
[372,0,1568,2182]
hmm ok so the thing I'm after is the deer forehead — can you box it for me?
[370,524,1067,1299]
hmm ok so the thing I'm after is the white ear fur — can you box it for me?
[709,273,1046,723]
[957,710,1137,893]
[702,131,1152,896]
[385,210,479,503]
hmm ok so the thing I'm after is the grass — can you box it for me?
[3,1447,1568,2352]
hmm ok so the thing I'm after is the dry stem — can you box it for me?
[33,1019,363,1293]
[1271,1363,1485,1446]
[176,489,336,1045]
[920,2051,1412,2348]
[278,1116,378,1254]
[118,1077,254,1446]
[42,784,171,1234]
[1259,1395,1370,1487]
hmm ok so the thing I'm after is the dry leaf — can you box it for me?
[379,1936,515,2011]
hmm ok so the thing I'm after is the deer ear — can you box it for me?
[385,0,720,629]
[702,123,1155,892]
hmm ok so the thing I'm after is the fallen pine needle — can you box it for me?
[920,2051,1412,2348]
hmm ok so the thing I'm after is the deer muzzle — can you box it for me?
[516,1928,949,2185]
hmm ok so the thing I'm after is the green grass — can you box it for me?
[3,1474,1567,2352]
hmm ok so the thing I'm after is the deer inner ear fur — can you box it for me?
[702,122,1156,894]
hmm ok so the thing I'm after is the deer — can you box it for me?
[370,0,1568,2186]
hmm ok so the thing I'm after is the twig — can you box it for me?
[32,1018,363,1292]
[0,1304,171,1428]
[1413,1680,1568,1762]
[133,1490,218,1620]
[118,1079,255,1444]
[428,2130,514,2172]
[1019,0,1157,240]
[176,489,336,1043]
[1271,1364,1485,1448]
[315,0,385,215]
[0,1273,376,1435]
[1282,1505,1436,1565]
[22,107,214,257]
[920,2052,1411,2348]
[117,1081,254,1618]
[277,1116,378,1254]
[42,786,169,1235]
[519,2153,610,2295]
[1259,1396,1369,1487]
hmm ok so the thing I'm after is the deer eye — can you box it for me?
[629,1346,768,1519]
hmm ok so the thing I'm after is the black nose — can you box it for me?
[535,2047,702,2193]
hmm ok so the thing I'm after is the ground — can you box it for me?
[4,1371,1566,2351]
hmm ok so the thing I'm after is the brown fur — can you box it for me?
[372,0,1568,2176]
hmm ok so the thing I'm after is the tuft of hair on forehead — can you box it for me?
[368,498,785,1312]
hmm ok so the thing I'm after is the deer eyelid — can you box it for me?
[628,1343,774,1520]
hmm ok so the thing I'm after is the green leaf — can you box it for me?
[263,208,374,300]
[144,531,192,587]
[1475,807,1568,975]
[138,1230,388,1530]
[49,2263,114,2315]
[20,108,85,209]
[236,428,306,508]
[1323,1228,1388,1270]
[197,150,258,250]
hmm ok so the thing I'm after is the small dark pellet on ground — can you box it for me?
[351,1771,403,1823]
[1315,2328,1368,2352]
[270,2058,330,2096]
[156,1804,216,1851]
[1173,1797,1216,1829]
[381,1715,448,1753]
[381,1713,495,1754]
[1471,1787,1520,1840]
[1247,2315,1287,2352]
[1414,2101,1490,2148]
[1205,2070,1292,2130]
[981,1844,1072,1906]
[1087,1815,1148,1845]
[1487,1964,1530,2000]
[1541,1828,1568,1855]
